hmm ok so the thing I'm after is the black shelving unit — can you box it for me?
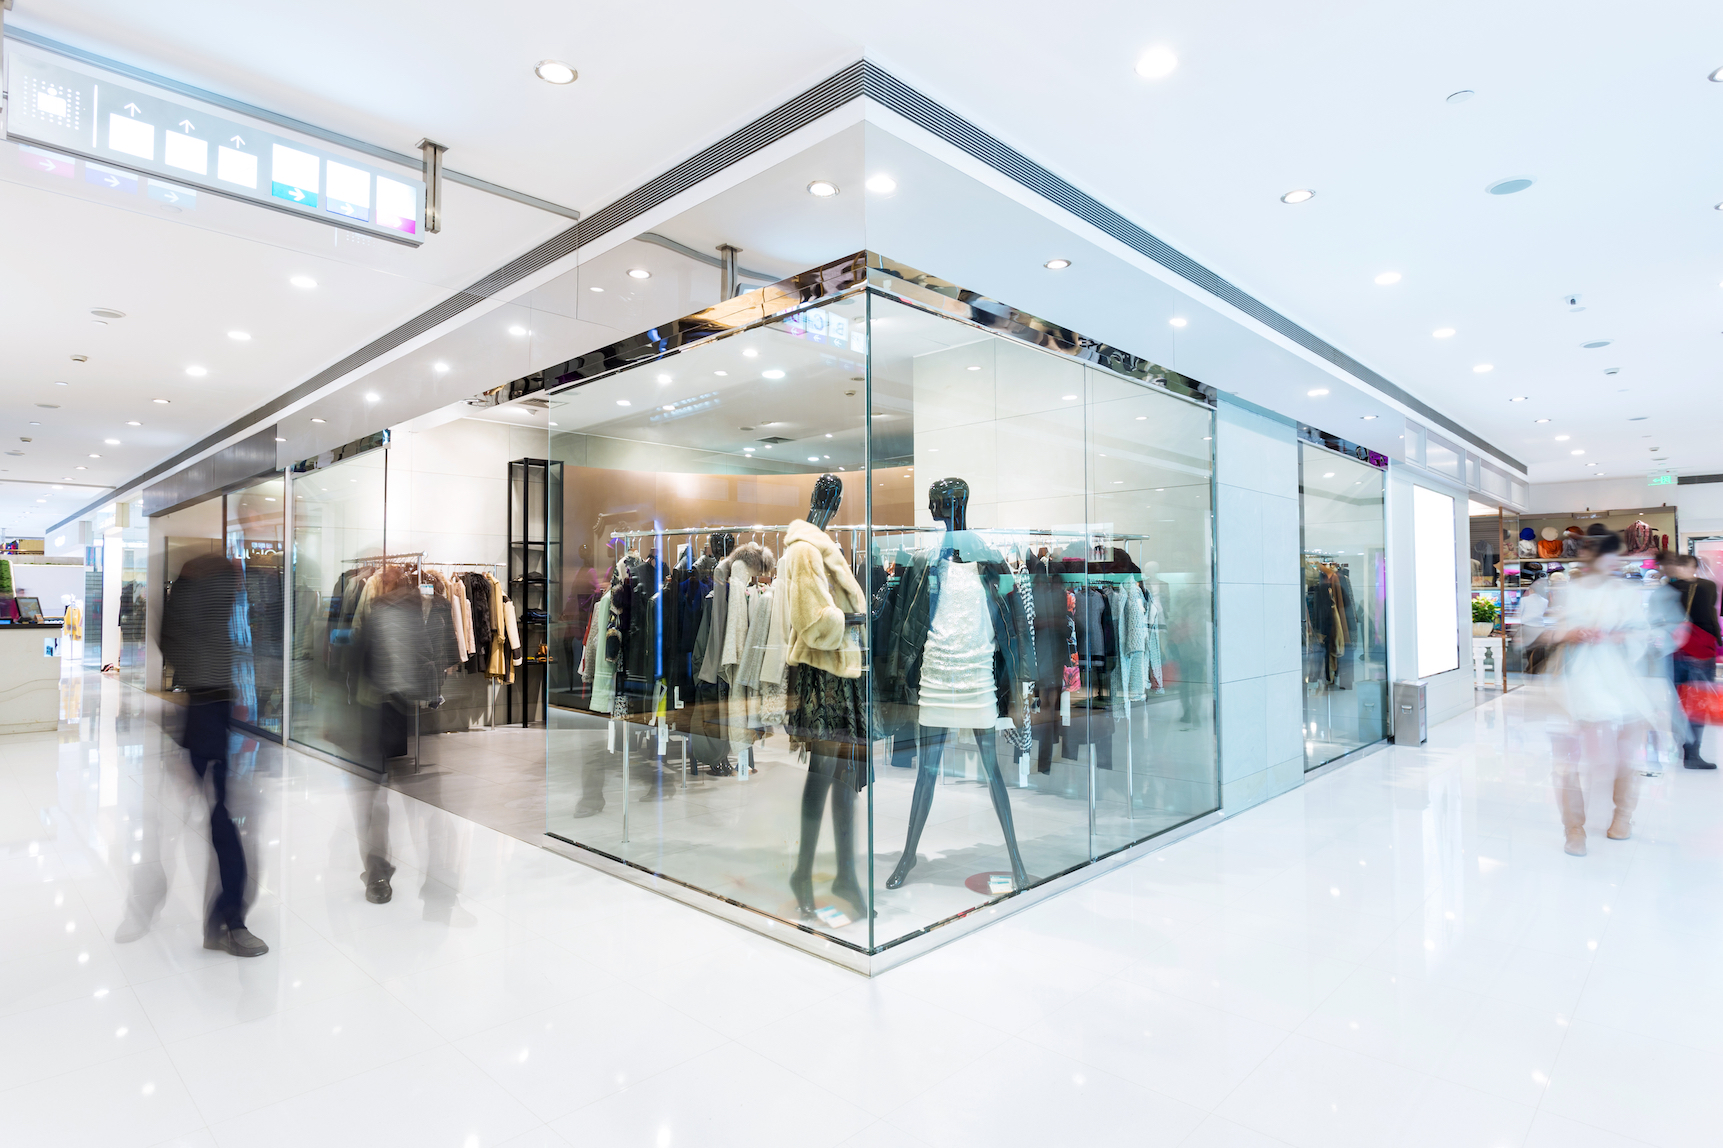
[507,458,562,727]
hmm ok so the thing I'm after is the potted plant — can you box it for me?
[1471,595,1498,637]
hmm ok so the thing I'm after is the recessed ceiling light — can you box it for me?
[806,180,839,198]
[1044,259,1072,270]
[825,433,833,438]
[588,286,604,293]
[1571,449,1585,455]
[627,268,651,280]
[228,331,251,341]
[289,275,316,289]
[616,400,631,407]
[508,326,527,336]
[310,417,326,423]
[1169,317,1187,328]
[1361,414,1378,420]
[1308,388,1329,396]
[1485,177,1535,195]
[1508,395,1527,401]
[1535,418,1551,424]
[1062,394,1078,401]
[275,436,286,442]
[761,370,785,380]
[1555,434,1570,441]
[126,421,140,426]
[433,362,449,373]
[656,374,672,383]
[743,447,755,452]
[1134,46,1178,79]
[966,365,981,371]
[54,380,69,386]
[103,438,120,445]
[742,348,758,358]
[90,308,126,320]
[808,456,820,462]
[1432,327,1456,338]
[1374,271,1402,285]
[662,405,675,412]
[535,59,578,84]
[88,453,100,458]
[1137,416,1147,421]
[1473,364,1494,373]
[865,174,897,194]
[1586,462,1599,467]
[1280,189,1314,204]
[1446,90,1475,104]
[714,370,728,377]
[1582,340,1612,349]
[1710,66,1723,82]
[185,366,207,377]
[365,392,380,403]
[153,398,169,404]
[1323,472,1336,478]
[74,465,87,470]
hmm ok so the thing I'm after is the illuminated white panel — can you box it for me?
[270,143,319,207]
[375,176,416,234]
[163,131,208,175]
[216,146,258,189]
[108,113,153,160]
[324,161,371,221]
[1413,484,1459,677]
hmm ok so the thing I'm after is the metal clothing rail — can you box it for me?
[607,524,918,539]
[341,552,425,563]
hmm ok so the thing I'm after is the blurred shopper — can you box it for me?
[1660,551,1720,769]
[349,567,433,903]
[1548,526,1677,855]
[150,553,268,956]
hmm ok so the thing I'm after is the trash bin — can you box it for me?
[1391,680,1427,745]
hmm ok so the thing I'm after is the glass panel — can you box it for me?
[546,291,874,946]
[288,448,388,765]
[1300,445,1388,767]
[1086,365,1218,855]
[226,477,286,736]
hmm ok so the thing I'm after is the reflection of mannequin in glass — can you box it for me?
[887,477,1031,892]
[784,475,871,919]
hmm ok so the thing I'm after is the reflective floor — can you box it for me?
[2,674,1717,1147]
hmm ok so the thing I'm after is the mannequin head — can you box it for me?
[928,477,969,531]
[808,474,843,529]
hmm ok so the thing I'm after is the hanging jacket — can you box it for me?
[781,518,867,679]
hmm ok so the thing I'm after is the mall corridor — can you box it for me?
[1,673,1715,1148]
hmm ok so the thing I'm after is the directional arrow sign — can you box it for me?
[178,119,195,132]
[123,102,141,115]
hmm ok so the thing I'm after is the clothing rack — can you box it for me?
[342,552,425,563]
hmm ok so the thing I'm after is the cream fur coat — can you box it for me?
[782,518,866,679]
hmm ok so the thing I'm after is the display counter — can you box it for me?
[0,623,65,733]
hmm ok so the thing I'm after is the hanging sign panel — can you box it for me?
[3,43,426,245]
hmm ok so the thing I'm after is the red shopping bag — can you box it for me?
[1678,682,1723,726]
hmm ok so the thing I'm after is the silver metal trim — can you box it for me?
[1303,738,1390,781]
[635,232,776,283]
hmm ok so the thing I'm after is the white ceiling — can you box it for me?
[6,0,1721,526]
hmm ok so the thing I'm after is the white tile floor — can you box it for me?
[2,674,1717,1147]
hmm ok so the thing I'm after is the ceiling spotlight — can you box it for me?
[153,398,170,404]
[1586,462,1599,467]
[1473,364,1494,373]
[125,421,140,426]
[1169,317,1188,328]
[1535,418,1551,424]
[54,380,69,386]
[1571,449,1585,455]
[1361,415,1378,420]
[1486,177,1535,196]
[365,392,380,403]
[743,447,755,453]
[1446,90,1475,104]
[1280,189,1314,204]
[588,286,604,293]
[103,438,119,445]
[656,374,672,383]
[1555,434,1570,441]
[90,308,125,320]
[761,370,785,380]
[433,362,449,373]
[865,174,898,194]
[1308,388,1330,396]
[967,365,982,371]
[1133,46,1178,79]
[1044,259,1072,270]
[74,465,87,470]
[310,417,326,423]
[1508,395,1528,401]
[627,269,651,280]
[289,275,317,289]
[1062,394,1078,401]
[616,400,631,407]
[1432,327,1456,338]
[228,331,251,341]
[806,180,839,198]
[185,366,207,377]
[742,348,758,358]
[663,405,675,412]
[88,453,100,458]
[535,60,578,84]
[275,437,286,442]
[1582,340,1612,349]
[1374,271,1402,285]
[714,370,728,377]
[508,326,527,336]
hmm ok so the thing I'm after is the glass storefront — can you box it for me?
[226,477,287,736]
[540,260,1219,957]
[1298,440,1388,769]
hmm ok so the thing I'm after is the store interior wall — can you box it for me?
[1213,397,1303,811]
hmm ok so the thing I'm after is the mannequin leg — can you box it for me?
[886,727,947,889]
[973,732,1032,890]
[789,763,835,914]
[827,760,870,918]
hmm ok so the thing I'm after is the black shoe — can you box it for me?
[363,861,396,903]
[1685,756,1717,770]
[204,925,269,958]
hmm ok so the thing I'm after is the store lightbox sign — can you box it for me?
[3,43,425,245]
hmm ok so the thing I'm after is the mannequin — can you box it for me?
[885,477,1032,892]
[783,475,871,919]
